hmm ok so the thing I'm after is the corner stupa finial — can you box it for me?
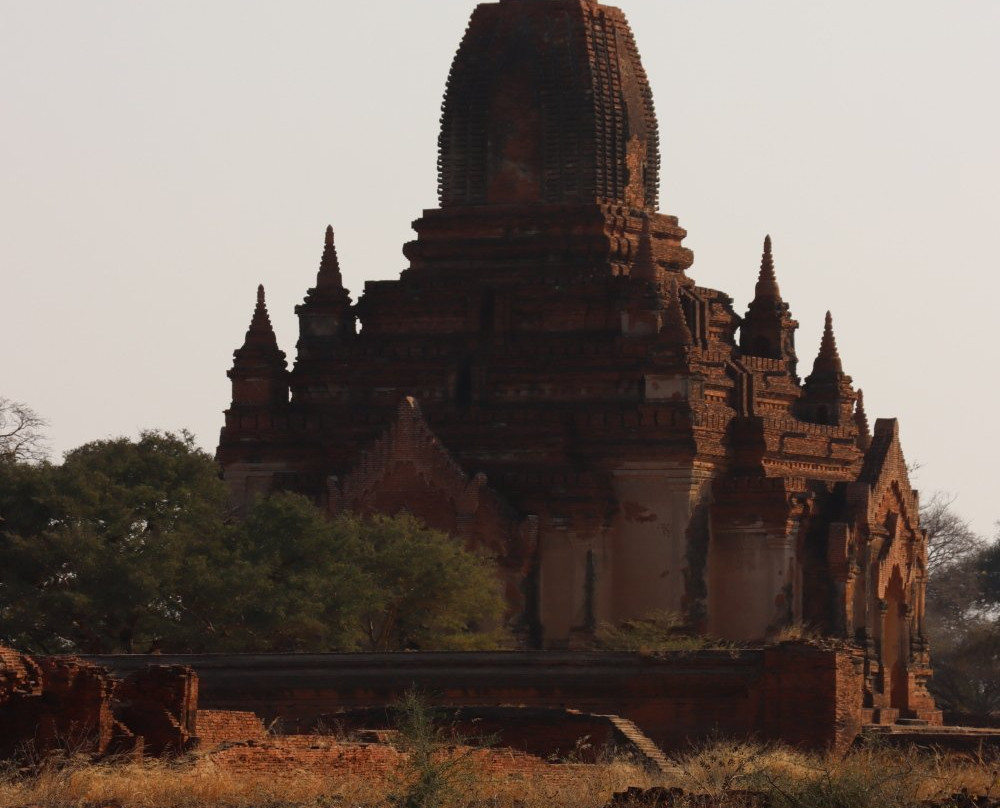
[754,234,780,299]
[812,311,843,375]
[249,284,274,338]
[237,283,283,357]
[316,225,344,290]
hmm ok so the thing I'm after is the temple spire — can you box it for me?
[228,284,288,407]
[755,235,781,299]
[243,284,281,351]
[801,310,854,426]
[295,226,355,357]
[316,224,344,290]
[812,311,843,376]
[740,235,798,370]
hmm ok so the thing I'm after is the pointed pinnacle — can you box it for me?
[754,234,781,299]
[316,224,344,290]
[245,284,280,349]
[813,311,843,375]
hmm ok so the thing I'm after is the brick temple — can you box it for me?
[217,0,939,724]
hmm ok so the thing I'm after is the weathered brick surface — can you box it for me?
[115,665,198,755]
[0,644,42,704]
[0,645,222,759]
[761,642,866,753]
[206,736,405,776]
[196,709,268,748]
[24,656,117,756]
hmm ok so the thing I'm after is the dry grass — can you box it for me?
[0,742,998,808]
[0,753,371,808]
[669,739,1000,808]
[457,755,657,808]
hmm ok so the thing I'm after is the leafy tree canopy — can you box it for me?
[0,431,228,653]
[0,432,507,654]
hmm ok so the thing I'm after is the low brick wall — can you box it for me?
[88,644,867,753]
[196,709,268,748]
[205,736,594,789]
[761,643,866,750]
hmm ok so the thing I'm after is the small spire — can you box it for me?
[244,284,280,350]
[661,279,693,346]
[854,389,871,449]
[754,234,781,299]
[229,283,288,400]
[812,311,843,376]
[316,224,344,289]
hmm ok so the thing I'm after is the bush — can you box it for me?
[389,691,478,808]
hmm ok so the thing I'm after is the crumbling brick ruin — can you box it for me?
[216,0,939,726]
[0,645,198,758]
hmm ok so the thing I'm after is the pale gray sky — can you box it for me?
[3,2,998,535]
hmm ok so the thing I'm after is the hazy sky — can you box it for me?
[3,1,999,535]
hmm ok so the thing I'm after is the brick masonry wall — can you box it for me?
[196,709,268,748]
[89,647,868,753]
[762,642,865,753]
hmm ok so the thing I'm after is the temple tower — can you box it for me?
[439,0,659,210]
[216,0,938,723]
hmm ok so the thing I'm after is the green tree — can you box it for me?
[338,512,508,652]
[188,499,507,652]
[0,431,229,653]
[204,492,369,652]
[0,434,508,654]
